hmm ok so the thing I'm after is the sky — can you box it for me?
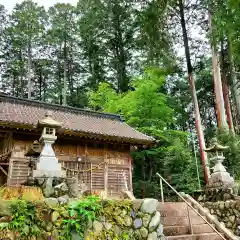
[1,0,78,11]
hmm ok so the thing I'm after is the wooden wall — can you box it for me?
[7,133,35,186]
[3,131,133,197]
[54,138,132,197]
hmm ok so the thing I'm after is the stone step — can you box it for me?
[159,202,207,227]
[163,224,215,236]
[158,202,221,239]
[158,202,188,217]
[189,210,207,225]
[166,232,224,240]
[161,214,206,226]
[158,202,205,218]
[161,216,190,226]
[164,225,190,236]
[192,224,215,234]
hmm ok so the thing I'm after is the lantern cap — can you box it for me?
[38,111,62,128]
[204,137,229,153]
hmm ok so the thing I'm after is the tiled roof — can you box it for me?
[0,94,154,144]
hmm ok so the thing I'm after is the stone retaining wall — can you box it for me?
[0,198,164,240]
[87,198,164,240]
[202,200,240,236]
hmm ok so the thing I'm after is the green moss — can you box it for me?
[0,197,133,240]
[89,200,132,240]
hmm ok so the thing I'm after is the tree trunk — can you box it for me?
[19,50,24,98]
[220,41,234,133]
[39,64,42,101]
[222,79,234,131]
[12,74,16,96]
[27,40,32,99]
[43,74,46,102]
[58,45,62,105]
[228,39,240,132]
[179,0,210,184]
[208,11,228,130]
[68,42,74,95]
[112,2,128,93]
[63,38,67,106]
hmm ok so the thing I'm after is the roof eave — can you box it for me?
[0,121,155,145]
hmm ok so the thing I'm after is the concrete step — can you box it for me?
[167,232,224,240]
[163,224,215,236]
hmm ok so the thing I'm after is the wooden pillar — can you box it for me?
[129,155,133,192]
[90,162,92,193]
[103,145,108,198]
[7,158,13,186]
[77,143,80,156]
[104,162,108,198]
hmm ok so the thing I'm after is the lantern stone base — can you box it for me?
[33,155,65,178]
[198,186,236,202]
[33,170,66,178]
[209,172,234,188]
[208,156,234,189]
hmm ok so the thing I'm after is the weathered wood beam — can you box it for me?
[0,165,8,176]
[104,163,108,198]
[0,163,9,165]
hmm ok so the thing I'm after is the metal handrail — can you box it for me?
[156,172,227,240]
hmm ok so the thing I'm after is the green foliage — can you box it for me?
[88,82,120,112]
[90,199,132,240]
[0,198,132,240]
[89,68,174,138]
[161,139,202,193]
[217,131,240,180]
[207,0,240,62]
[60,196,103,239]
[0,0,47,98]
[0,0,175,101]
[101,199,131,225]
[132,137,202,200]
[89,68,201,198]
[0,200,43,237]
[2,0,240,202]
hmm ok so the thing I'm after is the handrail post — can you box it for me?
[187,205,193,235]
[160,178,164,203]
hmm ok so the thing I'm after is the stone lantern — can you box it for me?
[205,138,234,188]
[33,111,66,178]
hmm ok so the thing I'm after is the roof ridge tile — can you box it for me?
[0,93,122,121]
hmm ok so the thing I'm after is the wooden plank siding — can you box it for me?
[5,134,133,197]
[107,164,130,197]
[8,158,30,186]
